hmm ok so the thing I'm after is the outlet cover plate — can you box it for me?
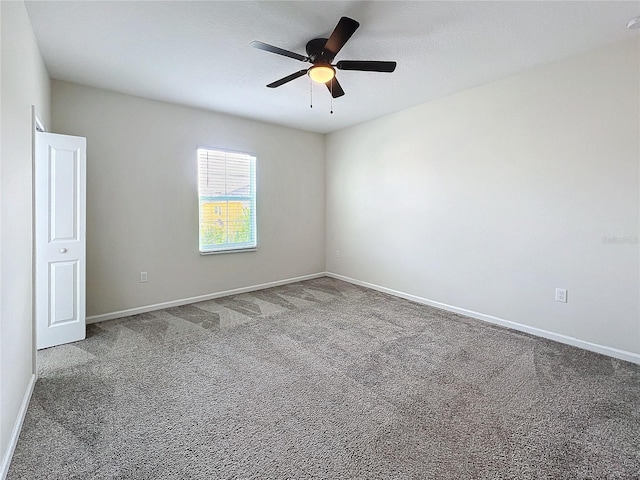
[555,288,567,303]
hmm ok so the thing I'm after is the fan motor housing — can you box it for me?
[306,38,330,63]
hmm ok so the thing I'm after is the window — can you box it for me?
[198,148,256,254]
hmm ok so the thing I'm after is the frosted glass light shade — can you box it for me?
[308,65,335,83]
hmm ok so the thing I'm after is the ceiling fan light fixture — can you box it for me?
[308,65,335,83]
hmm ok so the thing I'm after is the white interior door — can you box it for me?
[35,132,87,349]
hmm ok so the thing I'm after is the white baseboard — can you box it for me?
[327,272,640,366]
[86,272,327,324]
[0,374,36,480]
[86,270,640,365]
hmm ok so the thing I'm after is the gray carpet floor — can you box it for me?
[8,277,640,479]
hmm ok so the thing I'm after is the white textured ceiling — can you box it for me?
[25,1,640,134]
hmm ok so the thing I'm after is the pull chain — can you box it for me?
[330,80,333,114]
[310,78,336,114]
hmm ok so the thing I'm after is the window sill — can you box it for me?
[200,247,257,256]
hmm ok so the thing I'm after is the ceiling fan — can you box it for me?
[251,16,397,98]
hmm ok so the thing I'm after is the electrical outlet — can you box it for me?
[140,271,148,283]
[335,250,340,258]
[555,288,567,303]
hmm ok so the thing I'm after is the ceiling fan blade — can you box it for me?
[250,41,309,62]
[325,77,345,98]
[322,17,360,60]
[266,70,308,88]
[336,60,397,72]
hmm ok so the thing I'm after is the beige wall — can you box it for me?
[51,81,325,317]
[326,38,640,357]
[0,0,51,474]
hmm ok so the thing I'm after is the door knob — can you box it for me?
[59,248,67,253]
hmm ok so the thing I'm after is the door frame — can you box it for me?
[31,105,45,376]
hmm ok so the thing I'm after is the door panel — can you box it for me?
[49,148,79,242]
[49,261,78,326]
[36,132,86,349]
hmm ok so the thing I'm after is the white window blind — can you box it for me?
[198,148,257,253]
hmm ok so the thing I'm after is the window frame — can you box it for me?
[197,146,257,255]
